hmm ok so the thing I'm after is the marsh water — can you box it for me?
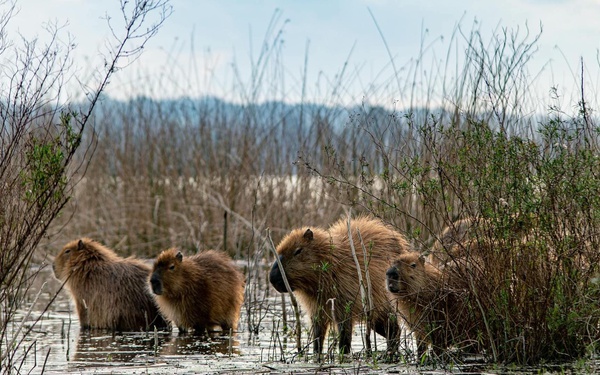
[5,265,596,374]
[8,264,401,374]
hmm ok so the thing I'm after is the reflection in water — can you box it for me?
[73,330,240,363]
[160,331,240,356]
[73,331,165,363]
[17,265,410,374]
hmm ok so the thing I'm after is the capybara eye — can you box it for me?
[410,262,416,268]
[169,264,175,270]
[294,248,303,256]
[64,249,70,254]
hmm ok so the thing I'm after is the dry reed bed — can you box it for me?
[28,19,600,367]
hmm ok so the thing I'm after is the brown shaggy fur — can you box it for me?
[386,252,463,356]
[52,238,167,331]
[150,248,245,333]
[429,215,535,267]
[428,218,474,267]
[269,216,410,356]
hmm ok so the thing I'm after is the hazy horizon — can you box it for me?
[7,0,600,112]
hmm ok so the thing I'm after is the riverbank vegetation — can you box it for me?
[3,5,600,371]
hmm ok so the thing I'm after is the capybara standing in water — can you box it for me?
[149,248,245,333]
[269,216,410,356]
[52,238,168,331]
[386,251,464,356]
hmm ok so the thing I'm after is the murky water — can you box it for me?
[5,265,401,374]
[4,266,595,374]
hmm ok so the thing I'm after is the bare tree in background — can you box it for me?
[0,0,172,371]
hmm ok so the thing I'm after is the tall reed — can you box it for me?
[300,23,600,364]
[0,1,171,373]
[40,14,600,365]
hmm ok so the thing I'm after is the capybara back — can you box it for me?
[53,238,167,331]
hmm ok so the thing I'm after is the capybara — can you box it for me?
[149,248,245,333]
[52,238,168,331]
[429,215,535,267]
[269,216,409,356]
[428,218,473,267]
[386,251,463,356]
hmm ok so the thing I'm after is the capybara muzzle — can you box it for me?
[150,273,163,295]
[269,259,292,293]
[386,266,401,294]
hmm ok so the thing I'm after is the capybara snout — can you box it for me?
[150,273,163,295]
[268,258,288,293]
[385,265,400,294]
[386,265,399,280]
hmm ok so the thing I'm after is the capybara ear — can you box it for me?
[77,239,85,251]
[418,255,425,266]
[303,229,314,241]
[176,251,183,263]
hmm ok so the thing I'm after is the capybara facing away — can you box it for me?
[269,216,410,356]
[428,218,474,267]
[386,252,463,356]
[429,215,535,267]
[150,248,245,334]
[52,238,167,331]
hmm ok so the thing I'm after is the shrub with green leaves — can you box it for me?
[300,24,600,364]
[0,1,171,372]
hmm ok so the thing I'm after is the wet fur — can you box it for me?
[150,248,245,333]
[52,238,167,331]
[270,216,409,355]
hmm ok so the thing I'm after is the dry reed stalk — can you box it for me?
[346,214,371,354]
[280,293,288,332]
[267,230,302,354]
[357,228,376,354]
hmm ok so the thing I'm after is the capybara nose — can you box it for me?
[269,259,290,293]
[386,266,399,281]
[386,266,401,293]
[150,274,162,295]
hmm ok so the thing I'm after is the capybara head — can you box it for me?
[53,238,112,281]
[269,227,331,293]
[150,248,184,296]
[386,252,428,296]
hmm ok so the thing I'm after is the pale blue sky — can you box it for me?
[8,0,600,110]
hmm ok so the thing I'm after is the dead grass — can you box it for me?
[33,15,600,367]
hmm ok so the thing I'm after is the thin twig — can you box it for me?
[357,228,375,354]
[267,229,302,354]
[347,214,371,354]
